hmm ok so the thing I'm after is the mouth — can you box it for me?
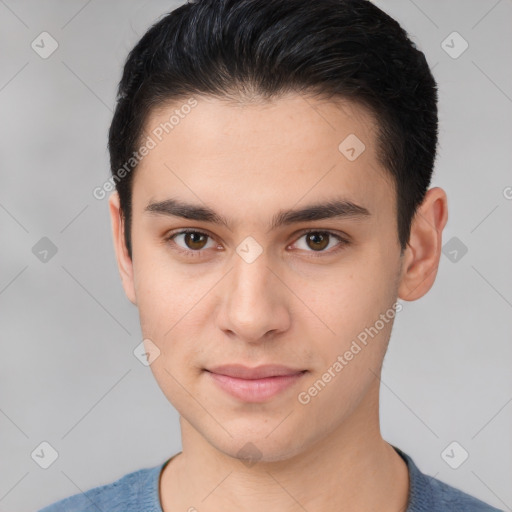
[204,364,308,402]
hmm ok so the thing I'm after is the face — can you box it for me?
[111,93,408,462]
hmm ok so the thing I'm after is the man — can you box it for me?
[39,0,502,510]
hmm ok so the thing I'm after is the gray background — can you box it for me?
[1,1,511,511]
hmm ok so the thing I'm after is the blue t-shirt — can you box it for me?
[37,445,503,511]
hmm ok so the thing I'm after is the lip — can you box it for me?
[205,364,307,402]
[206,364,306,379]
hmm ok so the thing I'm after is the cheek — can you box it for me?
[133,261,211,406]
[296,281,397,425]
[306,256,394,334]
[132,252,219,367]
[135,268,199,339]
[300,251,399,379]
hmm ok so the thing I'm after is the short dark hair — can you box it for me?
[108,0,438,259]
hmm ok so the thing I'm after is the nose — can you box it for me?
[216,251,291,344]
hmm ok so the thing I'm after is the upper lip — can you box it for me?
[206,364,306,379]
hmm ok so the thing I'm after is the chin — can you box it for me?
[210,428,313,465]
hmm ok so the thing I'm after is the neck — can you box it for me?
[160,381,410,512]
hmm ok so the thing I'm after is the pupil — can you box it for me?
[187,232,205,249]
[308,232,328,251]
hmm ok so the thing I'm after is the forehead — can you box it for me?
[132,93,394,222]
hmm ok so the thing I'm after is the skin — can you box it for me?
[109,93,448,512]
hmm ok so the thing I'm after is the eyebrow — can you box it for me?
[145,197,371,231]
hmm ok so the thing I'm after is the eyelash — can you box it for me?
[164,228,350,259]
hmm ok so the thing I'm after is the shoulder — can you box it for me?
[37,462,164,512]
[392,446,504,512]
[420,472,504,512]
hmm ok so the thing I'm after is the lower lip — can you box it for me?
[206,370,307,402]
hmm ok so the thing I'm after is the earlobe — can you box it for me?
[398,187,448,301]
[108,192,137,305]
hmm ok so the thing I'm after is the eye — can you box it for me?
[166,229,218,256]
[165,228,350,259]
[290,230,349,257]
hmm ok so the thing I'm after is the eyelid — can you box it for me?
[291,227,350,243]
[165,228,220,252]
[288,228,350,256]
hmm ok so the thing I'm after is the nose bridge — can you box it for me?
[230,247,274,307]
[219,246,289,340]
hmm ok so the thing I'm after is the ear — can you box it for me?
[108,192,137,305]
[398,187,448,301]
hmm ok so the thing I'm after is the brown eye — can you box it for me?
[305,232,330,251]
[292,230,349,256]
[167,230,216,255]
[183,231,209,250]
